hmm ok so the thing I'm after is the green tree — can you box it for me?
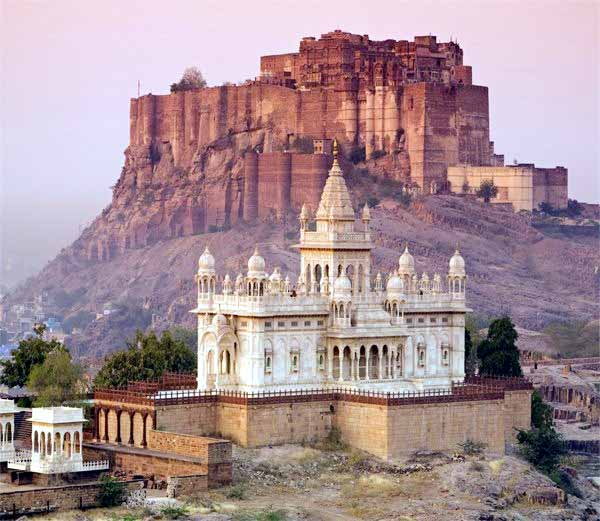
[93,330,196,389]
[531,390,554,430]
[170,66,207,92]
[566,198,583,217]
[27,350,86,406]
[97,475,125,507]
[538,201,555,214]
[476,179,498,203]
[0,325,64,388]
[477,316,523,377]
[516,427,566,473]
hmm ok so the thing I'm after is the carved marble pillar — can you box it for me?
[102,408,109,443]
[365,352,370,380]
[115,410,122,444]
[378,348,383,381]
[327,346,334,381]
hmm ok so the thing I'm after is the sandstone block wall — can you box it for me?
[386,400,505,459]
[156,403,217,437]
[0,480,143,517]
[244,401,333,447]
[333,401,388,459]
[503,389,532,442]
[148,429,231,465]
[167,474,209,498]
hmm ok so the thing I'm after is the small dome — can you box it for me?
[333,274,352,294]
[235,273,244,284]
[247,246,266,277]
[449,249,466,276]
[386,273,403,293]
[269,267,282,282]
[223,273,231,284]
[211,313,228,327]
[398,245,415,274]
[198,246,215,273]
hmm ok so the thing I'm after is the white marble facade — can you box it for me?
[192,142,470,392]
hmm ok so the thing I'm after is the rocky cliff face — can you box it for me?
[9,186,599,358]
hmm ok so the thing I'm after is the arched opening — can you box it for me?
[396,350,403,377]
[41,432,46,457]
[74,431,81,453]
[306,264,312,292]
[6,423,11,444]
[0,424,3,446]
[318,354,324,370]
[359,346,367,379]
[342,346,352,380]
[333,346,340,379]
[345,265,355,293]
[54,432,61,454]
[47,433,52,456]
[206,350,216,387]
[314,264,322,293]
[358,264,364,293]
[64,432,72,458]
[382,345,389,378]
[265,355,272,373]
[370,345,379,379]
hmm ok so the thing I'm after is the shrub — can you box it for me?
[549,468,582,497]
[284,231,297,240]
[226,483,247,500]
[476,179,498,203]
[516,427,566,473]
[160,504,190,519]
[315,427,346,451]
[234,508,287,521]
[97,475,125,507]
[469,461,485,472]
[458,439,487,455]
[531,390,553,430]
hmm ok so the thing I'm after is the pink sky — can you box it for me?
[1,0,598,286]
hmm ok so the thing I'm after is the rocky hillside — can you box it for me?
[7,181,599,358]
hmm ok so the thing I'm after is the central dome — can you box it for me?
[333,274,352,294]
[247,247,266,277]
[398,245,415,274]
[198,246,215,273]
[449,249,466,276]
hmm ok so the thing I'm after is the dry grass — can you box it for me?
[345,500,388,519]
[341,474,403,499]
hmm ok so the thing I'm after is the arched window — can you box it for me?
[292,355,298,372]
[34,431,39,453]
[74,431,81,453]
[6,423,11,444]
[318,354,324,370]
[265,356,272,374]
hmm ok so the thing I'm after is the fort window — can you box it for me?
[265,356,272,373]
[406,318,413,324]
[291,321,298,327]
[409,97,414,110]
[417,346,426,367]
[277,321,285,327]
[265,321,272,328]
[240,321,247,328]
[304,320,311,326]
[442,317,448,323]
[291,354,299,372]
[430,317,437,323]
[418,317,424,323]
[318,354,324,370]
[317,320,324,326]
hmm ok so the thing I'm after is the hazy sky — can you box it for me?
[1,0,598,288]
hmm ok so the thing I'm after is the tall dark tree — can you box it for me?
[477,316,522,377]
[170,67,207,92]
[464,328,473,375]
[476,179,498,203]
[531,390,554,430]
[93,330,196,389]
[0,325,66,388]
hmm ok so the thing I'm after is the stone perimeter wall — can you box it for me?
[151,390,531,460]
[0,480,144,517]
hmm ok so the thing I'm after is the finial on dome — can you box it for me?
[333,138,339,159]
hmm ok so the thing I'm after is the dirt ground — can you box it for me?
[34,443,600,521]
